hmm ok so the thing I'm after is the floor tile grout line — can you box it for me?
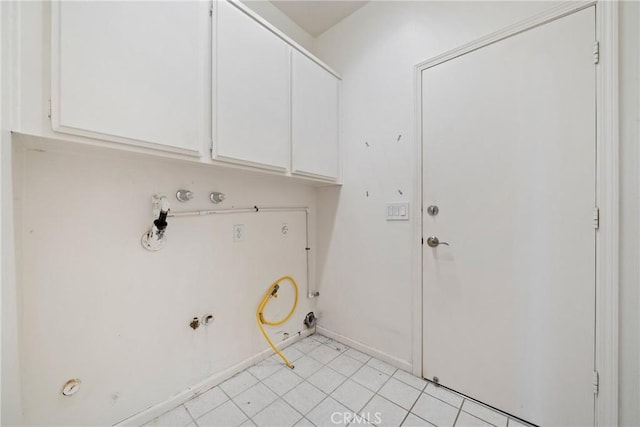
[325,350,381,393]
[468,409,504,426]
[238,377,279,421]
[182,403,199,426]
[458,408,500,427]
[425,379,510,425]
[290,340,375,424]
[182,392,230,426]
[163,332,513,427]
[253,366,308,424]
[391,370,430,392]
[371,391,407,425]
[458,398,503,427]
[291,334,395,385]
[254,335,352,426]
[395,377,427,427]
[262,375,304,397]
[353,366,398,425]
[168,334,417,427]
[291,337,360,383]
[181,335,362,426]
[150,335,371,426]
[306,336,368,365]
[308,344,352,366]
[452,399,464,427]
[217,382,255,426]
[272,395,306,425]
[305,394,330,426]
[381,374,429,400]
[423,383,466,412]
[274,362,347,423]
[246,331,317,382]
[296,335,402,403]
[402,411,438,427]
[250,378,306,427]
[145,334,395,427]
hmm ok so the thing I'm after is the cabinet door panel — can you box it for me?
[52,1,208,155]
[214,1,290,170]
[291,51,339,180]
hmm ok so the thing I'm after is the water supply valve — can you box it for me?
[190,317,200,330]
[141,195,170,251]
[176,189,194,203]
[210,192,226,204]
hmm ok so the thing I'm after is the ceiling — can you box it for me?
[271,1,368,37]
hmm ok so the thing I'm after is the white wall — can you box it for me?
[314,2,640,425]
[1,1,25,425]
[618,2,639,425]
[8,2,321,424]
[12,139,319,425]
[240,1,314,52]
[313,0,559,369]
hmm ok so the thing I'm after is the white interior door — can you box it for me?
[421,8,596,426]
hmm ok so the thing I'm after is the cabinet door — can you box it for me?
[291,51,340,180]
[214,1,290,171]
[51,1,208,155]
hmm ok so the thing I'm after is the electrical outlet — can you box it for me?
[233,224,245,242]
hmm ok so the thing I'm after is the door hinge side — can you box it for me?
[421,237,424,246]
[593,370,599,395]
[210,138,214,157]
[593,41,600,64]
[209,0,213,17]
[47,99,52,119]
[593,207,600,229]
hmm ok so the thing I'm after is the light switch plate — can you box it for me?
[386,202,410,221]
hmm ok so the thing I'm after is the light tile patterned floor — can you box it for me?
[143,334,530,427]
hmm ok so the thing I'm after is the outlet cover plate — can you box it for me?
[233,224,245,242]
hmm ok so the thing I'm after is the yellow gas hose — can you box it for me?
[256,276,299,369]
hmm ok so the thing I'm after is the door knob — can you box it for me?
[426,236,449,248]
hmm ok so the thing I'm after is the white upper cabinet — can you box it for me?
[291,51,340,181]
[51,1,208,155]
[213,1,290,171]
[47,0,340,182]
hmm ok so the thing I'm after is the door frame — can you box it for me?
[410,1,619,425]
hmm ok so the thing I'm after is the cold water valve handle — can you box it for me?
[141,196,170,251]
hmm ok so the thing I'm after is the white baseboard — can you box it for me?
[316,326,413,373]
[113,329,313,426]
